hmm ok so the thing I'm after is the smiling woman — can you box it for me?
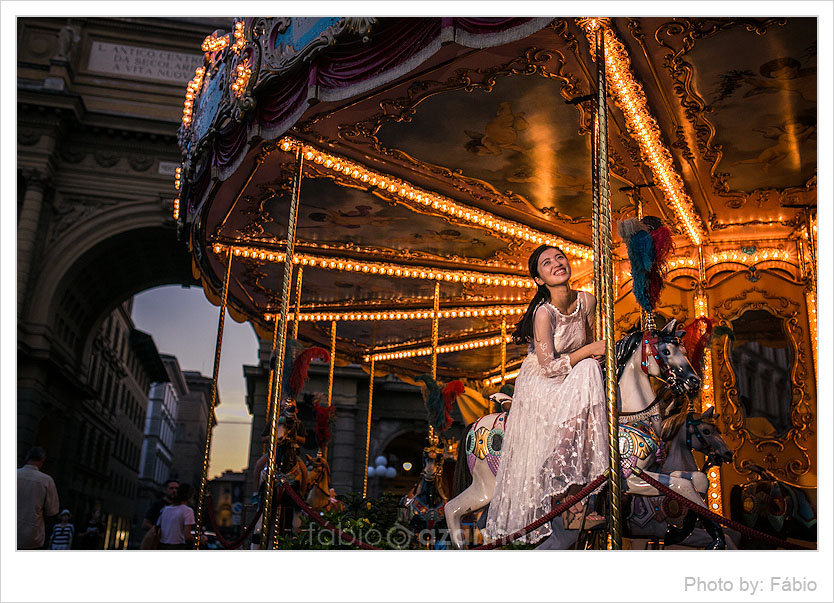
[131,285,259,477]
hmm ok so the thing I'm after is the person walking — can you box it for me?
[17,447,59,549]
[49,510,74,550]
[156,483,205,550]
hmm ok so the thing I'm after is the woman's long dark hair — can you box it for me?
[511,245,565,344]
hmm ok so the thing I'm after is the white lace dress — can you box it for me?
[483,291,608,544]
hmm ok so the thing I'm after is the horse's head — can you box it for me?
[421,443,445,483]
[306,453,330,489]
[685,407,733,464]
[618,319,701,396]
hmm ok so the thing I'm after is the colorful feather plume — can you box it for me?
[314,401,336,447]
[681,317,716,376]
[416,374,452,432]
[499,383,514,397]
[621,217,675,314]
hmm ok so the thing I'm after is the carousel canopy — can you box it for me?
[176,17,816,380]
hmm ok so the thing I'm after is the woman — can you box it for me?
[49,509,74,550]
[483,245,608,544]
[156,483,198,550]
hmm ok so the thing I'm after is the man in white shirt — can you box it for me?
[17,447,60,549]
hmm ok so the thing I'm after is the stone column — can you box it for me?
[17,169,51,316]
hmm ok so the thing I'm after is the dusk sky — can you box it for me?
[131,284,259,479]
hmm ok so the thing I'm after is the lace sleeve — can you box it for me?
[583,291,597,343]
[532,305,572,377]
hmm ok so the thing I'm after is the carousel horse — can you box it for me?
[446,319,727,550]
[729,464,817,545]
[251,398,309,546]
[400,438,448,534]
[306,453,344,513]
[625,407,740,548]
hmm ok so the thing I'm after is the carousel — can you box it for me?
[173,17,818,550]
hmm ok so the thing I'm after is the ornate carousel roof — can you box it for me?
[176,17,816,381]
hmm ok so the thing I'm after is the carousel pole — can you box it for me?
[194,248,233,549]
[500,316,507,384]
[592,89,603,341]
[595,23,622,550]
[324,320,337,461]
[292,265,304,340]
[264,318,280,422]
[262,146,305,549]
[429,281,441,444]
[363,355,375,498]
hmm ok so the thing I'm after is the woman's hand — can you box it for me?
[586,339,605,358]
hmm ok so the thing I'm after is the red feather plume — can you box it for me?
[650,226,674,267]
[681,317,716,375]
[314,402,336,446]
[289,347,330,397]
[441,381,465,431]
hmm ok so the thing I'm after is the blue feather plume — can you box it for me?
[627,230,655,312]
[415,374,446,430]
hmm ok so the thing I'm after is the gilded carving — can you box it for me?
[712,285,813,482]
[300,46,589,222]
[651,18,815,213]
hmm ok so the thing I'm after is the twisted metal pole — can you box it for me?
[292,265,304,340]
[500,316,507,384]
[592,94,602,341]
[194,248,233,549]
[324,320,337,462]
[262,146,304,549]
[362,356,375,498]
[596,24,622,550]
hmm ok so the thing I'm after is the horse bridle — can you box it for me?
[640,331,688,394]
[684,412,724,472]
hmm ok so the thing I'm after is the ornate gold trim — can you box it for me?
[712,285,813,482]
[651,18,816,211]
[298,40,591,225]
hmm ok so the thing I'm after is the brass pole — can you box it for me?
[292,265,304,340]
[262,146,304,549]
[432,281,440,380]
[592,99,602,340]
[194,248,233,549]
[264,317,280,422]
[324,320,337,461]
[363,356,375,498]
[500,316,507,384]
[597,24,622,550]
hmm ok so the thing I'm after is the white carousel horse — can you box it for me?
[446,319,727,549]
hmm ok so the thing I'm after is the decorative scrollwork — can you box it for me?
[712,282,813,482]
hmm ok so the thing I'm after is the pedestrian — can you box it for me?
[49,510,74,550]
[142,479,179,531]
[156,483,205,550]
[76,509,105,550]
[17,447,59,549]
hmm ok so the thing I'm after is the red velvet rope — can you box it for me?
[204,492,265,550]
[633,469,813,550]
[281,484,380,550]
[472,472,609,550]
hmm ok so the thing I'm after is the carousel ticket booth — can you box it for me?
[175,17,817,549]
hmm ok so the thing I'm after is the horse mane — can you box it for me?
[660,410,688,441]
[616,329,644,379]
[660,409,718,441]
